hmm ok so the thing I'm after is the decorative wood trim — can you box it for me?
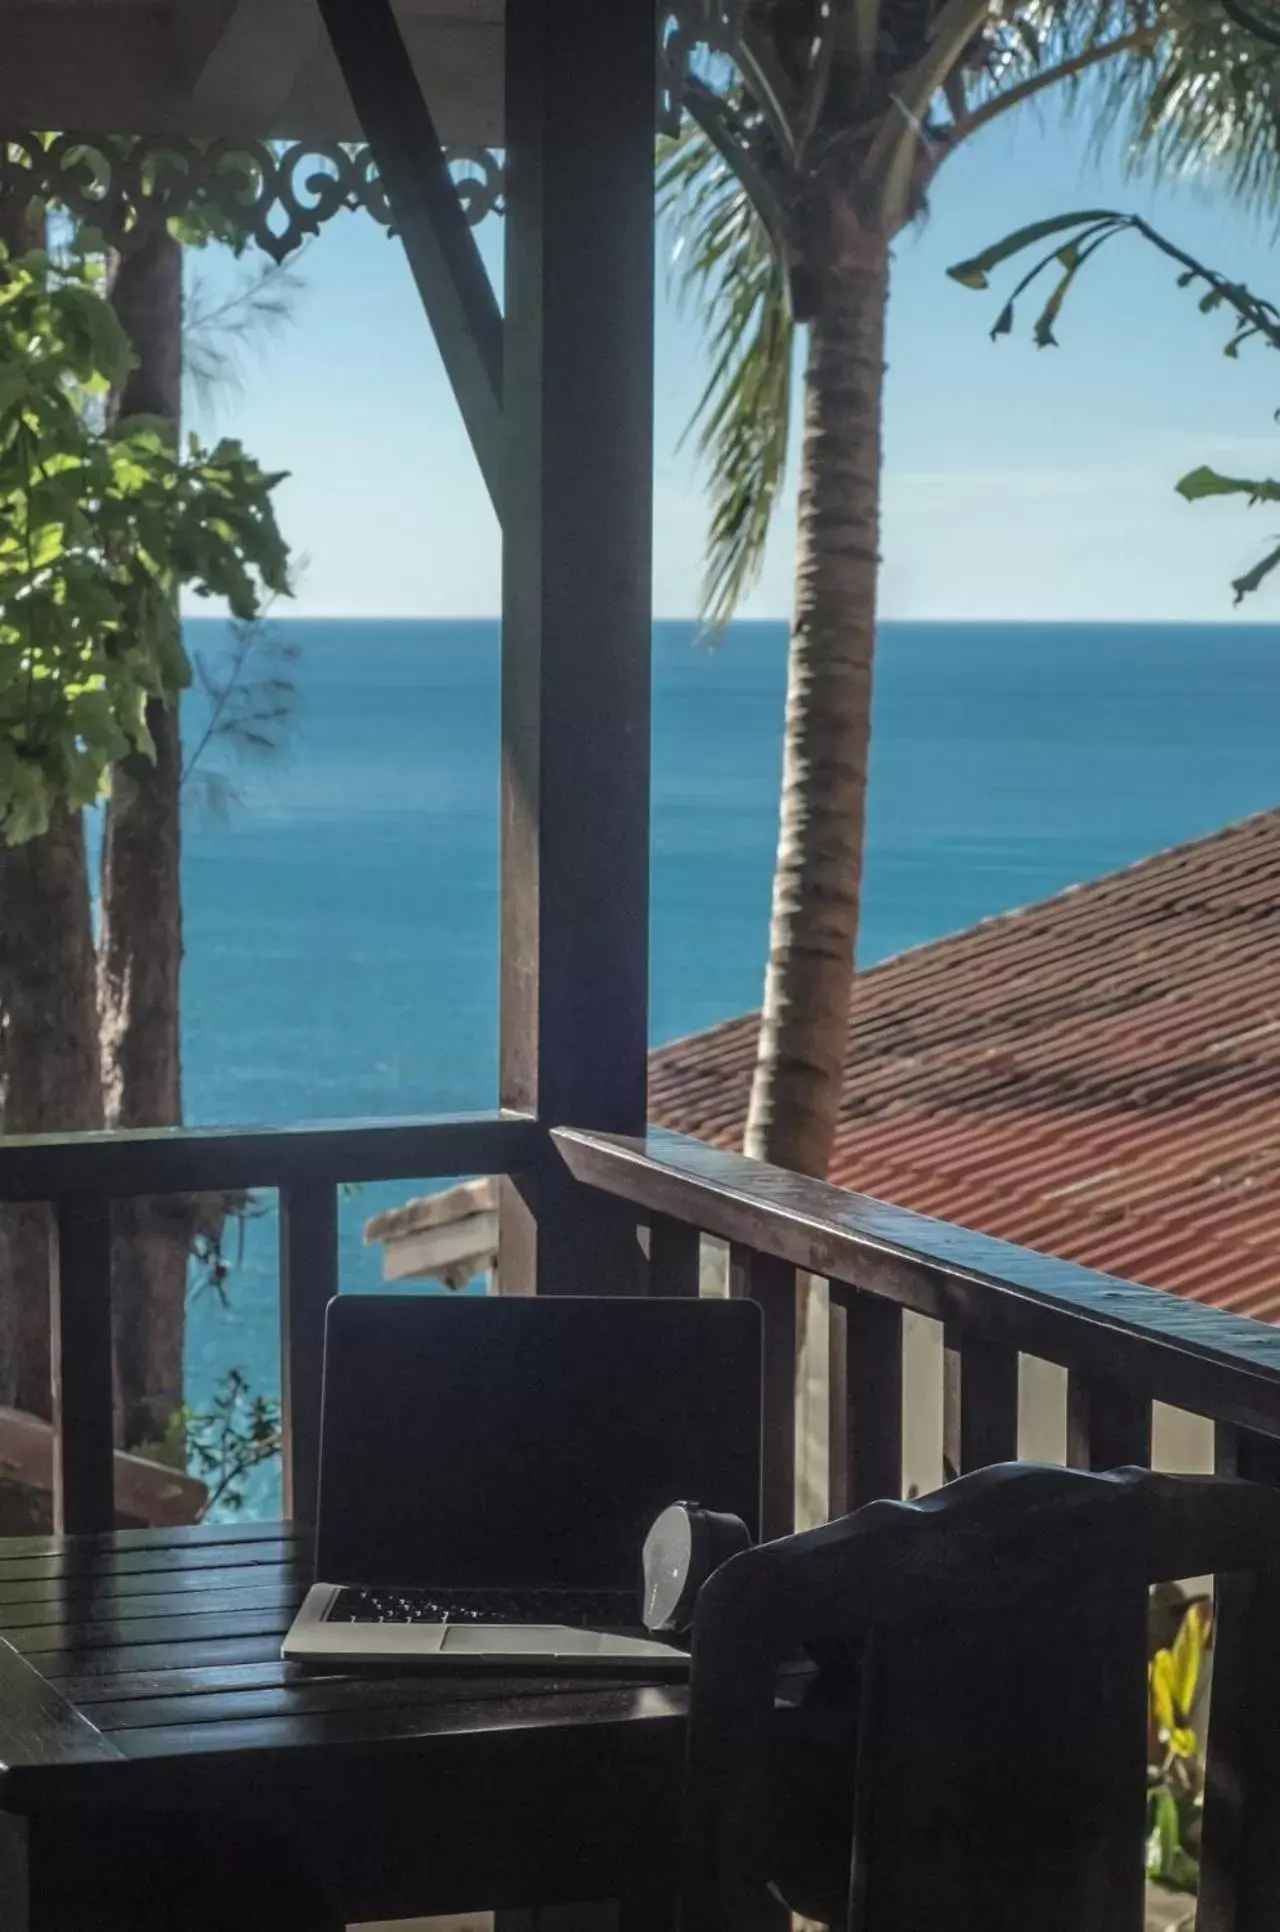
[0,131,502,265]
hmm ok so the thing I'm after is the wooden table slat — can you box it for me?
[55,1660,300,1704]
[108,1684,688,1761]
[0,1520,299,1562]
[8,1601,301,1657]
[0,1639,123,1770]
[0,1558,307,1609]
[0,1581,302,1634]
[88,1672,655,1731]
[40,1634,287,1680]
[0,1539,302,1583]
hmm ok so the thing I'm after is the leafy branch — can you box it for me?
[0,243,292,840]
[1147,1596,1210,1895]
[184,250,308,413]
[181,603,302,818]
[949,209,1280,602]
[182,1368,282,1519]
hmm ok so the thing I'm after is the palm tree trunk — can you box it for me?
[99,231,190,1451]
[745,238,888,1177]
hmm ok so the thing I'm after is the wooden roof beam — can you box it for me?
[192,0,322,127]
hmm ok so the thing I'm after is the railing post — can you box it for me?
[50,1198,115,1535]
[1202,1425,1280,1932]
[1215,1422,1280,1484]
[830,1287,902,1515]
[1066,1374,1152,1470]
[943,1326,1019,1479]
[730,1246,796,1540]
[648,1215,700,1299]
[279,1178,338,1527]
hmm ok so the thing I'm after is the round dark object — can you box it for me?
[640,1502,751,1634]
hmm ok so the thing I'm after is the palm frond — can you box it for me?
[943,0,1157,142]
[658,123,793,633]
[1102,0,1280,213]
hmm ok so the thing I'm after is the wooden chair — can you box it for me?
[682,1462,1280,1932]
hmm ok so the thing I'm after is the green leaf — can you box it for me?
[1147,1787,1181,1882]
[991,302,1015,339]
[1232,540,1280,604]
[57,283,135,389]
[1151,1649,1176,1739]
[1176,465,1280,503]
[947,212,1119,291]
[1169,1603,1205,1718]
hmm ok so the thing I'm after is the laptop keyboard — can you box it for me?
[326,1586,637,1628]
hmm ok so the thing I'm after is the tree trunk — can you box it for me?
[745,238,889,1178]
[99,231,190,1452]
[0,807,105,1416]
[0,192,105,1422]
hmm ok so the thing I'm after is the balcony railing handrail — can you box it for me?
[0,1109,542,1533]
[554,1125,1280,1441]
[11,1108,1280,1542]
[0,1110,540,1201]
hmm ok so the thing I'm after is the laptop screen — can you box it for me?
[315,1295,762,1590]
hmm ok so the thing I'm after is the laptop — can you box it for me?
[284,1293,762,1672]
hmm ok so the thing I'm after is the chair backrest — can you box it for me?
[682,1462,1280,1932]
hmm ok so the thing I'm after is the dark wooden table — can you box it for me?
[0,1521,688,1929]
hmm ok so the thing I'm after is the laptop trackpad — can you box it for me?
[439,1623,674,1661]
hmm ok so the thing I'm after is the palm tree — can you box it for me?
[661,0,1280,1177]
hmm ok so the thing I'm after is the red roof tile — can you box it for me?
[648,811,1280,1322]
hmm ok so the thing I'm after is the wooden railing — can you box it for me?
[7,1111,1280,1543]
[0,1111,540,1534]
[554,1126,1280,1529]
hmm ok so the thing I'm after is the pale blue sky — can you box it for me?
[186,97,1280,622]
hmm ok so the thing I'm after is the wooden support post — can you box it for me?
[730,1247,797,1540]
[499,0,656,1296]
[51,1198,115,1535]
[316,0,504,508]
[1215,1422,1280,1484]
[648,1215,701,1298]
[831,1289,902,1514]
[279,1178,338,1526]
[942,1326,1019,1479]
[1066,1372,1152,1471]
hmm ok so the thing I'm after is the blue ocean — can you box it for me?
[179,618,1280,1505]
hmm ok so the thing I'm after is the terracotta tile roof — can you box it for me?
[649,810,1280,1321]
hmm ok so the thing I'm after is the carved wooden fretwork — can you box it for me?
[0,134,504,262]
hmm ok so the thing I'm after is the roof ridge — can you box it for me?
[650,806,1280,1060]
[853,806,1280,985]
